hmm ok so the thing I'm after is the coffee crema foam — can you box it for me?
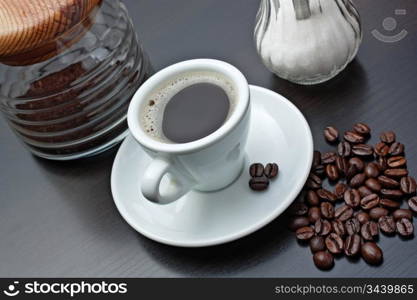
[140,71,237,143]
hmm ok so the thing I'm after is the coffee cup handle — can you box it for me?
[141,157,194,204]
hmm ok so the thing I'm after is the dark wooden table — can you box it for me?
[1,0,416,277]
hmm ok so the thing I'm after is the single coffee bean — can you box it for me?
[313,251,334,270]
[313,150,322,167]
[317,189,337,202]
[249,176,269,191]
[306,173,322,189]
[387,156,407,168]
[296,226,315,240]
[344,189,361,208]
[369,207,389,220]
[321,152,337,164]
[392,209,413,221]
[365,163,380,178]
[332,220,346,237]
[344,131,365,144]
[350,173,366,188]
[374,142,389,157]
[349,157,365,172]
[365,178,382,192]
[358,186,373,197]
[335,183,348,199]
[361,242,383,265]
[312,164,326,177]
[325,233,344,254]
[389,142,404,156]
[308,207,322,223]
[400,176,417,194]
[306,190,320,206]
[353,122,371,136]
[326,164,339,181]
[377,156,388,171]
[380,198,401,209]
[324,126,339,143]
[355,211,371,225]
[344,234,361,257]
[335,205,353,222]
[335,156,348,176]
[396,218,414,237]
[378,216,396,234]
[314,219,332,236]
[288,216,310,231]
[288,202,308,216]
[264,163,279,179]
[408,197,417,213]
[321,202,335,219]
[380,189,404,199]
[378,176,400,189]
[249,163,264,177]
[361,194,380,210]
[346,164,359,181]
[352,144,374,156]
[345,218,361,234]
[337,142,351,157]
[380,131,396,144]
[310,236,326,253]
[361,221,379,241]
[384,168,408,178]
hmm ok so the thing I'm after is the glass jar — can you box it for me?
[0,0,152,160]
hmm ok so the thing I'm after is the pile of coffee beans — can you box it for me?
[288,123,416,270]
[249,163,279,191]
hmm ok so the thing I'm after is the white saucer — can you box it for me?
[111,85,313,247]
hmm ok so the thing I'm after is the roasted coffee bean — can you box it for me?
[325,233,344,254]
[361,221,379,241]
[400,176,417,194]
[335,205,353,222]
[380,198,401,209]
[361,194,380,210]
[346,164,359,181]
[335,183,348,199]
[306,190,320,206]
[353,122,371,136]
[408,197,417,213]
[378,216,396,234]
[350,173,366,188]
[361,242,383,265]
[288,202,308,216]
[249,163,264,177]
[337,142,351,157]
[374,142,389,157]
[377,156,388,171]
[355,211,371,225]
[249,176,269,191]
[321,152,337,164]
[384,168,408,178]
[389,142,404,156]
[313,251,334,270]
[344,131,365,144]
[365,163,380,178]
[320,202,335,219]
[349,157,365,172]
[264,163,279,179]
[324,126,339,143]
[313,150,322,167]
[345,218,361,234]
[310,236,326,253]
[387,156,407,168]
[335,156,348,176]
[308,207,322,223]
[396,218,414,237]
[314,219,332,236]
[365,178,382,192]
[344,234,361,257]
[378,176,400,189]
[392,209,413,221]
[306,173,322,189]
[326,164,339,181]
[332,220,346,237]
[380,131,396,144]
[317,189,337,202]
[288,217,310,231]
[296,226,315,240]
[369,207,389,220]
[380,189,403,199]
[358,186,373,197]
[352,144,374,156]
[312,164,326,177]
[344,189,361,208]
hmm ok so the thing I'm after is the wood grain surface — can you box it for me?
[0,0,416,277]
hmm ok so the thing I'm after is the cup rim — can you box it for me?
[127,59,250,154]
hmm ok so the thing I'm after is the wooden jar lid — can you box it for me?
[0,0,102,66]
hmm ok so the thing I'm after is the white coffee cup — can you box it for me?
[128,59,250,204]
